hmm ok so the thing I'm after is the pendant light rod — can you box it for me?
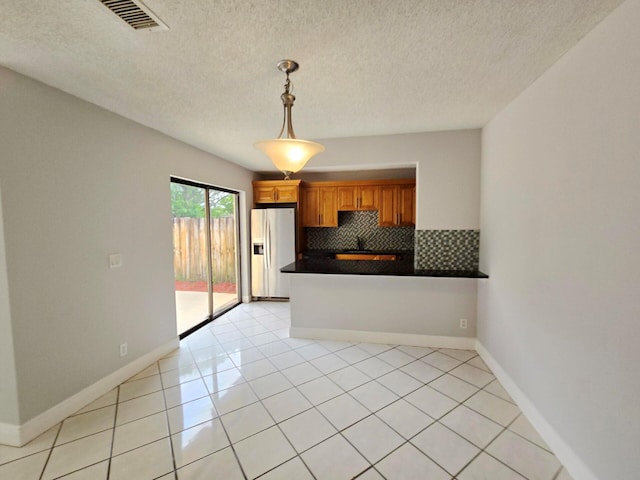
[254,59,325,180]
[277,60,298,140]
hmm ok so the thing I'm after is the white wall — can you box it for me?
[290,273,478,342]
[0,186,19,425]
[0,67,253,425]
[479,1,640,478]
[309,130,481,230]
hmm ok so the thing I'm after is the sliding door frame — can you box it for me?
[171,176,242,339]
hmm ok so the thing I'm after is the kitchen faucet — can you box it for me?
[356,236,365,250]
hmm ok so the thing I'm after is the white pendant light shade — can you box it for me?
[254,60,324,179]
[254,138,325,174]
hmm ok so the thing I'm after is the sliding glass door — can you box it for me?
[171,178,240,336]
[209,189,240,315]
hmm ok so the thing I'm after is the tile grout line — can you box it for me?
[505,414,557,455]
[395,388,474,478]
[198,320,257,480]
[552,464,566,480]
[399,362,542,479]
[322,353,509,479]
[33,404,118,478]
[193,309,461,478]
[36,422,62,480]
[174,335,248,478]
[228,305,556,479]
[228,310,452,476]
[456,409,534,479]
[86,304,544,477]
[228,331,505,479]
[411,421,487,478]
[166,342,511,478]
[290,348,438,478]
[200,326,421,473]
[231,307,321,479]
[105,381,123,480]
[228,340,317,479]
[157,359,181,480]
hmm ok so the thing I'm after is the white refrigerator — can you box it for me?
[251,208,296,298]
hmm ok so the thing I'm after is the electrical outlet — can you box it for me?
[460,318,468,329]
[119,343,128,357]
[109,253,123,268]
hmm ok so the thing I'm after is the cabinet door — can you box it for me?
[301,187,320,227]
[301,187,337,227]
[336,185,378,211]
[253,180,300,205]
[336,186,357,210]
[378,186,397,226]
[397,185,415,226]
[254,186,276,204]
[358,185,379,210]
[319,187,338,227]
[275,185,298,203]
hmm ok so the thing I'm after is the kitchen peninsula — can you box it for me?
[282,258,488,350]
[254,176,488,350]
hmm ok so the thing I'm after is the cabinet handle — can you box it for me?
[319,214,322,224]
[357,197,360,208]
[275,190,278,201]
[397,213,401,224]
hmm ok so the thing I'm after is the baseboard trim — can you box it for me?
[475,341,598,480]
[0,337,179,447]
[290,327,476,350]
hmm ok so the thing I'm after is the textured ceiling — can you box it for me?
[0,0,624,172]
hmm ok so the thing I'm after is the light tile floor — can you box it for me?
[0,302,574,479]
[175,291,238,335]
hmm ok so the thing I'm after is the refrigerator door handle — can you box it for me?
[264,217,271,271]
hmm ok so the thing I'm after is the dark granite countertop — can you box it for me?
[281,258,488,278]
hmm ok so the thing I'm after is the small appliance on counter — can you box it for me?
[251,208,295,299]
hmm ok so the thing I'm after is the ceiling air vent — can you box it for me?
[99,0,168,32]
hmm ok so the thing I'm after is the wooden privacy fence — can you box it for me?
[173,217,237,283]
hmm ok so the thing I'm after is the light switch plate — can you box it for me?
[109,253,123,268]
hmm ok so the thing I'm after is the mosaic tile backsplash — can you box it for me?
[306,211,415,251]
[415,229,480,270]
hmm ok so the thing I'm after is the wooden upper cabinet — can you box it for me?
[397,184,415,226]
[378,185,398,226]
[319,188,338,226]
[336,186,357,210]
[301,179,414,228]
[336,185,379,211]
[252,180,301,204]
[275,184,299,202]
[378,183,416,227]
[358,185,379,210]
[301,187,337,227]
[301,187,319,226]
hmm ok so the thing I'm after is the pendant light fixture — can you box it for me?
[254,60,324,180]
